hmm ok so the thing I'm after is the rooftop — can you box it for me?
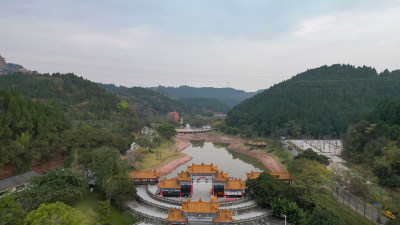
[0,171,40,192]
[166,208,186,222]
[158,178,181,189]
[224,179,247,190]
[129,170,161,179]
[213,209,234,223]
[213,171,229,182]
[187,162,218,174]
[269,172,292,180]
[181,199,220,214]
[176,171,191,181]
[246,171,262,180]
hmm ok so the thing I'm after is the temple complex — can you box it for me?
[166,199,233,225]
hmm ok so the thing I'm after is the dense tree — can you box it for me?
[0,195,26,225]
[227,65,400,137]
[96,200,111,224]
[270,197,305,225]
[306,207,345,225]
[295,149,330,165]
[24,202,83,225]
[17,168,86,210]
[156,123,177,139]
[343,99,400,187]
[179,97,230,113]
[246,172,299,208]
[153,85,258,108]
[100,84,194,117]
[0,89,70,172]
[288,159,332,205]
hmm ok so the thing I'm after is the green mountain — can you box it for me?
[151,85,258,108]
[226,64,400,137]
[100,84,194,117]
[0,72,144,137]
[178,97,230,113]
[0,89,70,171]
[343,99,400,187]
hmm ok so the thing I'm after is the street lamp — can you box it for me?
[281,214,287,225]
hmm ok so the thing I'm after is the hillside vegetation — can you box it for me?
[179,97,230,113]
[343,99,400,187]
[152,85,258,107]
[0,73,144,137]
[100,84,193,117]
[226,64,400,137]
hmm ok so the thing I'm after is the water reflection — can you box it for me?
[165,141,264,180]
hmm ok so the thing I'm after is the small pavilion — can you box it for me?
[246,171,293,185]
[175,171,192,197]
[129,170,160,185]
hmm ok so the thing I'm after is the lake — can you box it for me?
[165,140,265,180]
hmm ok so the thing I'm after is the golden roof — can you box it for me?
[213,209,234,223]
[181,199,220,214]
[158,178,181,189]
[213,171,229,182]
[129,170,160,179]
[224,179,247,190]
[246,171,262,179]
[176,171,191,181]
[269,172,292,180]
[187,162,218,174]
[166,208,186,222]
[120,156,128,160]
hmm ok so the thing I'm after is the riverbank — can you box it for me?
[154,132,286,175]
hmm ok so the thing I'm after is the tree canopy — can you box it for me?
[226,65,400,137]
[24,202,84,225]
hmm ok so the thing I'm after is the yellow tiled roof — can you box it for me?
[176,171,191,181]
[166,208,186,222]
[269,172,292,180]
[213,171,229,182]
[129,170,160,179]
[181,199,220,213]
[246,171,262,179]
[213,209,234,223]
[187,162,218,174]
[224,179,247,190]
[158,178,181,189]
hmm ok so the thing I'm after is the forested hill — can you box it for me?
[0,72,144,136]
[343,99,400,187]
[100,84,194,117]
[179,97,230,113]
[151,85,259,107]
[226,64,400,137]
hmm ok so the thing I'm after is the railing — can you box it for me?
[128,208,169,225]
[232,213,272,224]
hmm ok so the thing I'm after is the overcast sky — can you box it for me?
[1,0,400,91]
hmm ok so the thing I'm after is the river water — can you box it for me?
[165,140,265,180]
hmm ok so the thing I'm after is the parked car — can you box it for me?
[156,188,161,195]
[382,210,396,220]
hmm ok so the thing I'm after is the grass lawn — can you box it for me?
[318,191,376,225]
[135,140,184,171]
[63,189,134,225]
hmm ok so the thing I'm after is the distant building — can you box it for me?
[168,112,179,122]
[213,113,227,119]
[0,171,40,196]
